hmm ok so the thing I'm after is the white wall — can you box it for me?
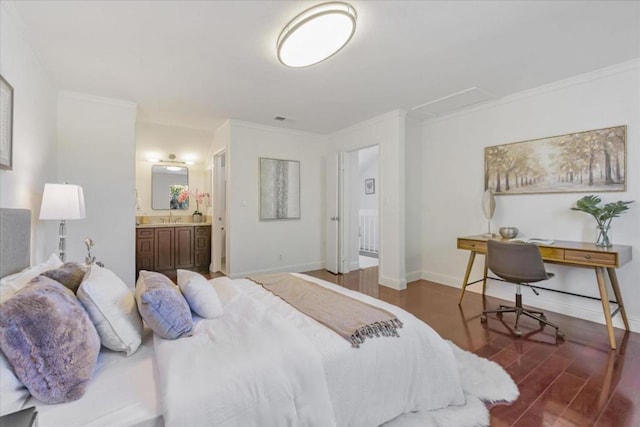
[327,111,407,289]
[405,117,422,282]
[135,122,212,218]
[225,120,325,278]
[57,92,137,286]
[420,61,640,331]
[0,2,57,264]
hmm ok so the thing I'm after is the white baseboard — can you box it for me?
[419,270,640,333]
[379,275,407,290]
[406,270,422,283]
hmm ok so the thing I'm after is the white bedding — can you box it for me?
[26,327,162,427]
[155,274,465,427]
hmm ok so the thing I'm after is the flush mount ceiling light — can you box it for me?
[277,2,357,68]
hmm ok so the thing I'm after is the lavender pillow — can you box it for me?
[41,262,87,293]
[135,271,193,340]
[0,276,100,404]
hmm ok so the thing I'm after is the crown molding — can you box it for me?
[58,91,137,110]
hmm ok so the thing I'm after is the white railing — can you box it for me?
[359,209,378,254]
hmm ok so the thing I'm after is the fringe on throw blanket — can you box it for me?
[347,319,404,348]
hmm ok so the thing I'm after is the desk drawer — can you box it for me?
[539,247,564,261]
[458,239,487,252]
[565,250,617,266]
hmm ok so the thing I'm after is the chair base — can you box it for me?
[481,294,564,339]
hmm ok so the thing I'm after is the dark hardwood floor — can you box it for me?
[303,267,640,427]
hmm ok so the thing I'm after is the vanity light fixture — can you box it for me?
[277,2,357,67]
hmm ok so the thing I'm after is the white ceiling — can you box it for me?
[10,0,640,134]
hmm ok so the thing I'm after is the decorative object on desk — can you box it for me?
[571,195,634,247]
[39,183,86,262]
[481,189,496,237]
[499,226,519,239]
[190,189,209,223]
[0,74,13,170]
[485,125,626,195]
[364,178,375,195]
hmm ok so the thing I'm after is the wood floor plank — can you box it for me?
[301,268,640,426]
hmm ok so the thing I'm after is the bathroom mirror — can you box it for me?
[151,165,189,210]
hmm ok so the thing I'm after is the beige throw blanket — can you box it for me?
[248,273,403,348]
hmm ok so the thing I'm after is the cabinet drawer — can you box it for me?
[457,239,487,252]
[564,250,617,266]
[195,226,211,235]
[137,229,154,238]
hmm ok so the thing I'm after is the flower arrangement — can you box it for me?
[169,184,189,209]
[190,189,209,216]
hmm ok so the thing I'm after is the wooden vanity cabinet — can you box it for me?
[136,225,210,277]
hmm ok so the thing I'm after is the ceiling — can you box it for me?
[9,0,640,135]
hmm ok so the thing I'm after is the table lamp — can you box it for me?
[39,183,86,262]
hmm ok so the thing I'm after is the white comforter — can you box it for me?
[154,274,465,427]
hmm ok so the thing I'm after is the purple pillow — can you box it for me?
[0,276,100,404]
[41,262,87,293]
[135,271,193,340]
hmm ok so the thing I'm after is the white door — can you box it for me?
[212,151,226,274]
[326,152,347,274]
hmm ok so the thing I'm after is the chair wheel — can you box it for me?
[514,329,523,337]
[540,314,547,320]
[539,320,547,328]
[556,330,565,340]
[480,315,487,323]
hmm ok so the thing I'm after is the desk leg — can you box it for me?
[607,268,630,331]
[482,255,489,296]
[595,267,617,350]
[457,251,477,305]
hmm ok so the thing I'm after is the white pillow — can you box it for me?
[0,253,63,297]
[77,265,143,356]
[177,270,223,319]
[0,351,30,416]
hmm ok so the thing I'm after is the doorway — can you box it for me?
[351,146,379,269]
[326,146,379,275]
[211,151,227,274]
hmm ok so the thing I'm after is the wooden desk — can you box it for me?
[457,235,632,349]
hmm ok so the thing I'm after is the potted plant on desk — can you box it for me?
[571,195,633,247]
[191,189,209,223]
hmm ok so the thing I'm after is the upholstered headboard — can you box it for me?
[0,208,31,277]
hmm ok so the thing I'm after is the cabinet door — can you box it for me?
[194,226,211,270]
[154,228,175,271]
[136,229,154,274]
[175,227,194,269]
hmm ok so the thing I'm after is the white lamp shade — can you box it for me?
[277,2,357,67]
[39,183,86,220]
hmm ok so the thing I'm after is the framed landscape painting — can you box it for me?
[485,125,626,195]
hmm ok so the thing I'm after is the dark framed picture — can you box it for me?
[365,178,375,194]
[0,74,13,170]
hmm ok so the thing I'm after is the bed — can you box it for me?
[0,208,515,426]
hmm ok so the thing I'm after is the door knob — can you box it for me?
[330,216,340,221]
